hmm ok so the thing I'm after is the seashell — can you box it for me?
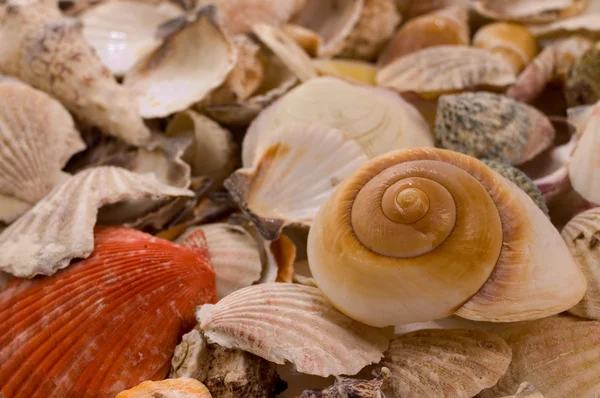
[307,148,586,327]
[221,34,267,101]
[116,378,212,398]
[471,0,587,24]
[377,46,517,99]
[528,13,600,41]
[380,329,512,398]
[280,23,321,57]
[80,1,182,76]
[502,383,545,398]
[473,22,538,73]
[252,23,317,82]
[0,0,151,146]
[378,6,469,67]
[506,46,557,103]
[123,9,237,118]
[244,77,433,165]
[300,368,390,398]
[565,42,600,107]
[312,58,377,85]
[198,283,391,377]
[568,102,600,204]
[0,227,217,398]
[226,124,369,240]
[0,81,85,223]
[166,110,236,189]
[479,316,600,398]
[435,92,555,165]
[0,166,193,277]
[395,0,468,19]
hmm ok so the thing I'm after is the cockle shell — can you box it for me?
[80,1,182,76]
[300,368,390,398]
[473,22,538,73]
[244,77,432,165]
[502,383,545,398]
[471,0,587,24]
[116,378,212,398]
[0,166,192,277]
[565,42,600,107]
[0,81,85,223]
[0,227,217,398]
[198,283,391,377]
[124,9,236,118]
[568,101,600,204]
[380,329,512,398]
[377,46,517,98]
[227,124,368,240]
[312,58,377,85]
[435,92,555,165]
[0,0,151,146]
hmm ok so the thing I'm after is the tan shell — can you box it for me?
[312,58,377,85]
[0,0,151,146]
[116,378,212,398]
[281,24,321,57]
[554,36,595,80]
[376,46,517,98]
[502,383,546,398]
[381,329,512,398]
[471,0,587,24]
[124,10,237,118]
[473,22,538,73]
[528,13,600,41]
[198,283,391,377]
[395,0,468,19]
[568,102,600,204]
[0,166,192,277]
[0,81,85,223]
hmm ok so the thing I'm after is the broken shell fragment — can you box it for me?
[124,10,237,118]
[300,368,390,398]
[116,378,212,398]
[473,22,538,73]
[0,81,85,223]
[471,0,587,24]
[0,0,151,146]
[199,283,391,377]
[435,92,555,165]
[80,0,182,76]
[568,102,600,204]
[0,166,192,277]
[565,42,600,107]
[312,58,377,85]
[227,124,368,240]
[381,329,512,398]
[376,46,517,98]
[0,227,216,398]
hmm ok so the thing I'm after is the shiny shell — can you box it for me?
[116,378,212,398]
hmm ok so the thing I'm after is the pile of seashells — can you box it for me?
[4,0,600,396]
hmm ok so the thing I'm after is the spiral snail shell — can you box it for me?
[307,148,586,327]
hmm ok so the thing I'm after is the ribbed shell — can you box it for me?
[0,166,192,277]
[199,283,390,377]
[0,227,217,398]
[116,378,212,398]
[381,329,512,398]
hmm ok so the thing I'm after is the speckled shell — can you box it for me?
[198,283,391,377]
[565,42,600,107]
[116,378,212,398]
[0,227,217,398]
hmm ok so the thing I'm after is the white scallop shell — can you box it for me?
[198,283,391,377]
[0,166,193,278]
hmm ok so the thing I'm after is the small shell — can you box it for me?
[0,227,216,398]
[435,92,555,165]
[300,368,390,398]
[377,46,517,98]
[381,329,512,398]
[124,10,237,118]
[502,383,545,398]
[244,77,433,165]
[473,22,538,73]
[226,124,368,240]
[528,13,600,41]
[565,42,600,107]
[0,166,193,277]
[312,58,377,85]
[471,0,587,24]
[378,5,469,66]
[80,1,182,75]
[0,81,85,223]
[116,378,212,398]
[568,102,600,203]
[198,283,391,377]
[281,24,321,57]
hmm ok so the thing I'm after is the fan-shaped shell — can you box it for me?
[198,283,391,377]
[381,329,512,398]
[0,166,192,277]
[0,227,217,398]
[471,0,587,24]
[116,378,212,398]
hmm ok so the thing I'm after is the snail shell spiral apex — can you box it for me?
[307,148,586,327]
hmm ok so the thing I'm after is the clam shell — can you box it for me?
[381,329,512,398]
[528,13,600,41]
[244,77,432,166]
[0,81,85,223]
[568,102,600,204]
[0,166,193,277]
[226,124,369,240]
[502,383,545,398]
[377,46,517,97]
[312,58,377,85]
[471,0,587,24]
[435,92,555,165]
[0,227,216,398]
[124,9,237,118]
[198,283,391,377]
[80,1,181,76]
[116,378,212,398]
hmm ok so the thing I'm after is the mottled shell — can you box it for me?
[471,0,587,24]
[116,378,212,398]
[473,22,538,73]
[565,42,600,107]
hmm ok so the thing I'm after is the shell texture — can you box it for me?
[565,42,600,107]
[300,368,390,398]
[471,0,587,23]
[381,329,512,398]
[0,227,217,398]
[568,101,600,204]
[281,23,321,57]
[502,383,545,398]
[222,34,266,101]
[528,13,600,41]
[0,166,193,277]
[506,46,557,103]
[312,58,377,85]
[116,378,212,398]
[198,283,391,377]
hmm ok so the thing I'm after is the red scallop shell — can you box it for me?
[0,227,216,398]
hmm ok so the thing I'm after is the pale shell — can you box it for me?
[198,283,391,377]
[502,383,545,398]
[281,24,321,57]
[0,166,193,277]
[506,46,557,103]
[568,102,600,204]
[312,58,377,85]
[222,34,266,101]
[471,0,587,24]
